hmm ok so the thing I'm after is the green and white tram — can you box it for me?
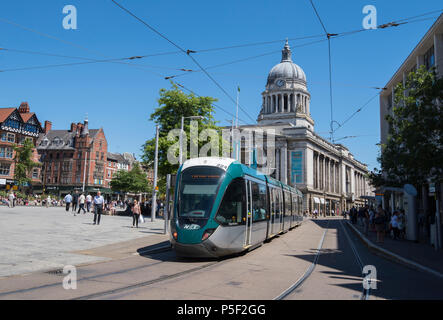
[170,157,303,258]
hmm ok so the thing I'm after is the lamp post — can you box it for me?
[179,116,204,165]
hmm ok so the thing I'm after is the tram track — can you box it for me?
[339,220,370,300]
[274,219,330,300]
[274,218,370,300]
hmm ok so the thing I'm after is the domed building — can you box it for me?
[257,40,314,129]
[227,41,373,214]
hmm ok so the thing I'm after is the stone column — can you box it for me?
[281,145,287,184]
[280,94,284,113]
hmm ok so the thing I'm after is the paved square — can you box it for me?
[0,206,165,278]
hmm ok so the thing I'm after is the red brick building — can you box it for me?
[105,152,136,188]
[36,117,109,196]
[0,102,44,190]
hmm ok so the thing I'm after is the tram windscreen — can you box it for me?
[178,166,224,219]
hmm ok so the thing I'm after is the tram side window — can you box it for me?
[292,194,298,216]
[251,182,267,222]
[285,191,291,217]
[216,178,245,225]
[275,190,281,218]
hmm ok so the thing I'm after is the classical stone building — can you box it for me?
[230,41,373,214]
[0,102,44,190]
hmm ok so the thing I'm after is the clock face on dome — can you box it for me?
[276,79,285,87]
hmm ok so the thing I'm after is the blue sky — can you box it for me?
[0,0,441,171]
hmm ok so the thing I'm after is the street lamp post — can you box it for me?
[179,116,204,165]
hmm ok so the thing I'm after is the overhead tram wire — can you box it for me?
[171,80,250,126]
[165,38,329,80]
[308,0,336,144]
[0,10,440,75]
[0,47,192,73]
[110,0,257,123]
[331,92,381,139]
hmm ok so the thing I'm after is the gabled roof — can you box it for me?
[21,112,35,122]
[107,152,129,164]
[0,108,16,122]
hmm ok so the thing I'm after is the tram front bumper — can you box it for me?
[172,241,220,258]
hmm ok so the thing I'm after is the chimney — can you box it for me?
[70,123,78,132]
[76,122,83,135]
[44,120,52,134]
[18,102,30,113]
[81,115,89,136]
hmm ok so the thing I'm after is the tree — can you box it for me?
[110,162,151,195]
[13,138,40,192]
[141,83,221,193]
[369,65,443,187]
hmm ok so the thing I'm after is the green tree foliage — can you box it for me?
[142,83,222,192]
[369,66,443,187]
[13,138,40,191]
[110,162,151,194]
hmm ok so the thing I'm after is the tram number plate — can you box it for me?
[183,224,200,230]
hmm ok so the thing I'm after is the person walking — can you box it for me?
[93,191,105,225]
[64,193,72,212]
[374,205,386,243]
[397,210,405,239]
[390,211,400,240]
[72,192,79,213]
[132,199,141,228]
[86,194,92,212]
[46,195,51,208]
[363,206,370,235]
[78,193,86,214]
[8,191,14,208]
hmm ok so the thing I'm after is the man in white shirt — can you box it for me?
[64,193,72,212]
[78,193,86,214]
[93,191,105,225]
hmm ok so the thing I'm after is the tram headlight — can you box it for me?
[201,228,216,241]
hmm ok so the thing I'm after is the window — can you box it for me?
[424,46,435,70]
[0,163,11,175]
[1,132,15,143]
[251,182,267,222]
[96,151,99,160]
[284,191,292,217]
[4,119,20,129]
[0,147,13,158]
[177,166,224,220]
[216,178,245,225]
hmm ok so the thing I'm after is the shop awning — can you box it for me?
[313,197,320,203]
[320,198,325,204]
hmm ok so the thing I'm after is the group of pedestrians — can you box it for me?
[348,204,406,244]
[63,191,104,225]
[60,192,158,228]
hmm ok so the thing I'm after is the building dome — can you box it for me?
[266,40,306,86]
[258,40,313,128]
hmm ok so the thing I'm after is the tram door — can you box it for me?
[244,180,253,247]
